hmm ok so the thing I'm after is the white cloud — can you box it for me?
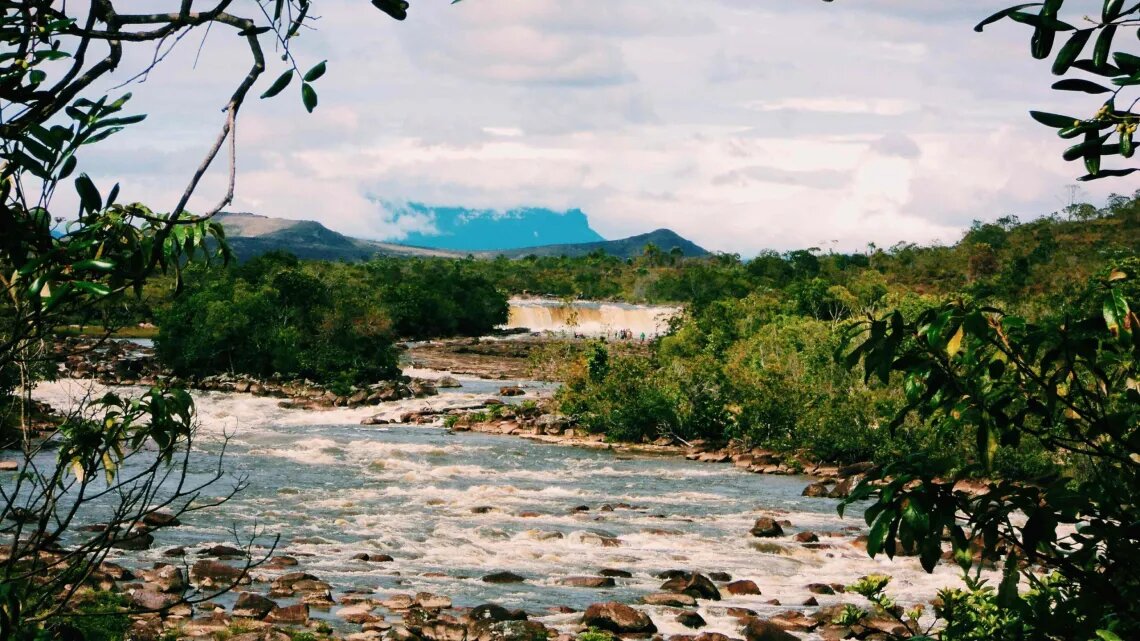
[68,0,1123,256]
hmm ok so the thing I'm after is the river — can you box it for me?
[22,371,981,640]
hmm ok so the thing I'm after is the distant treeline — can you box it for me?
[154,253,508,388]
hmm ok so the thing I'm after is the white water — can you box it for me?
[504,299,680,338]
[21,376,993,639]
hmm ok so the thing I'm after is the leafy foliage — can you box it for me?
[840,266,1140,637]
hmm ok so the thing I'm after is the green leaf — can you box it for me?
[301,82,318,113]
[1103,287,1131,339]
[974,4,1044,32]
[1078,167,1140,180]
[1051,78,1112,93]
[1114,51,1140,74]
[1096,631,1123,641]
[1052,29,1092,75]
[371,0,410,20]
[866,511,891,557]
[1093,25,1117,69]
[1103,0,1125,22]
[303,60,327,82]
[74,174,101,213]
[259,70,293,99]
[946,325,964,357]
[1029,110,1079,128]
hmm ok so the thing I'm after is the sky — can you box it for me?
[76,0,1132,255]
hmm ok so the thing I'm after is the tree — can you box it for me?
[1,0,432,636]
[840,267,1140,638]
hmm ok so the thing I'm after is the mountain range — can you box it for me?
[215,211,708,262]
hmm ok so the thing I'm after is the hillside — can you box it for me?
[215,212,708,262]
[489,229,707,259]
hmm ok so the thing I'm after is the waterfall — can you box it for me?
[504,298,680,337]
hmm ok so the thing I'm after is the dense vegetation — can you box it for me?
[554,194,1140,479]
[156,252,509,386]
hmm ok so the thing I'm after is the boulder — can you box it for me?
[725,580,761,596]
[708,572,732,582]
[469,620,550,641]
[806,583,835,595]
[642,593,696,607]
[482,571,526,584]
[142,511,181,528]
[559,576,615,588]
[190,560,248,587]
[467,604,527,625]
[801,483,829,498]
[582,602,657,635]
[793,532,819,543]
[110,530,154,551]
[750,518,784,538]
[599,569,632,578]
[498,386,525,397]
[742,620,798,641]
[141,565,185,593]
[233,592,278,619]
[661,573,720,600]
[416,593,453,609]
[129,588,178,612]
[437,377,462,388]
[339,604,381,624]
[676,611,706,629]
[266,603,309,625]
[200,544,244,558]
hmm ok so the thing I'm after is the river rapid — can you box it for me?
[26,370,980,639]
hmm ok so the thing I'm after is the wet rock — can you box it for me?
[266,603,309,625]
[470,620,550,641]
[339,603,381,624]
[676,611,706,629]
[749,518,784,538]
[793,532,819,543]
[129,588,178,612]
[725,607,757,620]
[801,483,829,498]
[801,596,818,607]
[642,593,697,608]
[661,573,720,601]
[263,555,298,568]
[162,546,186,558]
[99,562,134,580]
[190,560,248,587]
[560,576,616,588]
[354,552,395,562]
[656,570,690,580]
[838,462,875,477]
[725,580,761,596]
[499,386,525,397]
[482,571,526,584]
[693,634,732,641]
[817,624,853,641]
[200,544,244,558]
[742,620,798,641]
[141,565,185,593]
[806,583,835,595]
[471,506,495,514]
[600,569,633,578]
[583,602,657,635]
[467,604,528,624]
[110,529,154,551]
[708,572,732,582]
[143,511,181,528]
[416,593,453,610]
[233,592,277,619]
[437,376,462,388]
[382,594,416,610]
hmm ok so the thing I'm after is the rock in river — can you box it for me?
[750,518,784,538]
[583,602,657,635]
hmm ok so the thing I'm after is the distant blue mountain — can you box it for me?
[385,204,604,251]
